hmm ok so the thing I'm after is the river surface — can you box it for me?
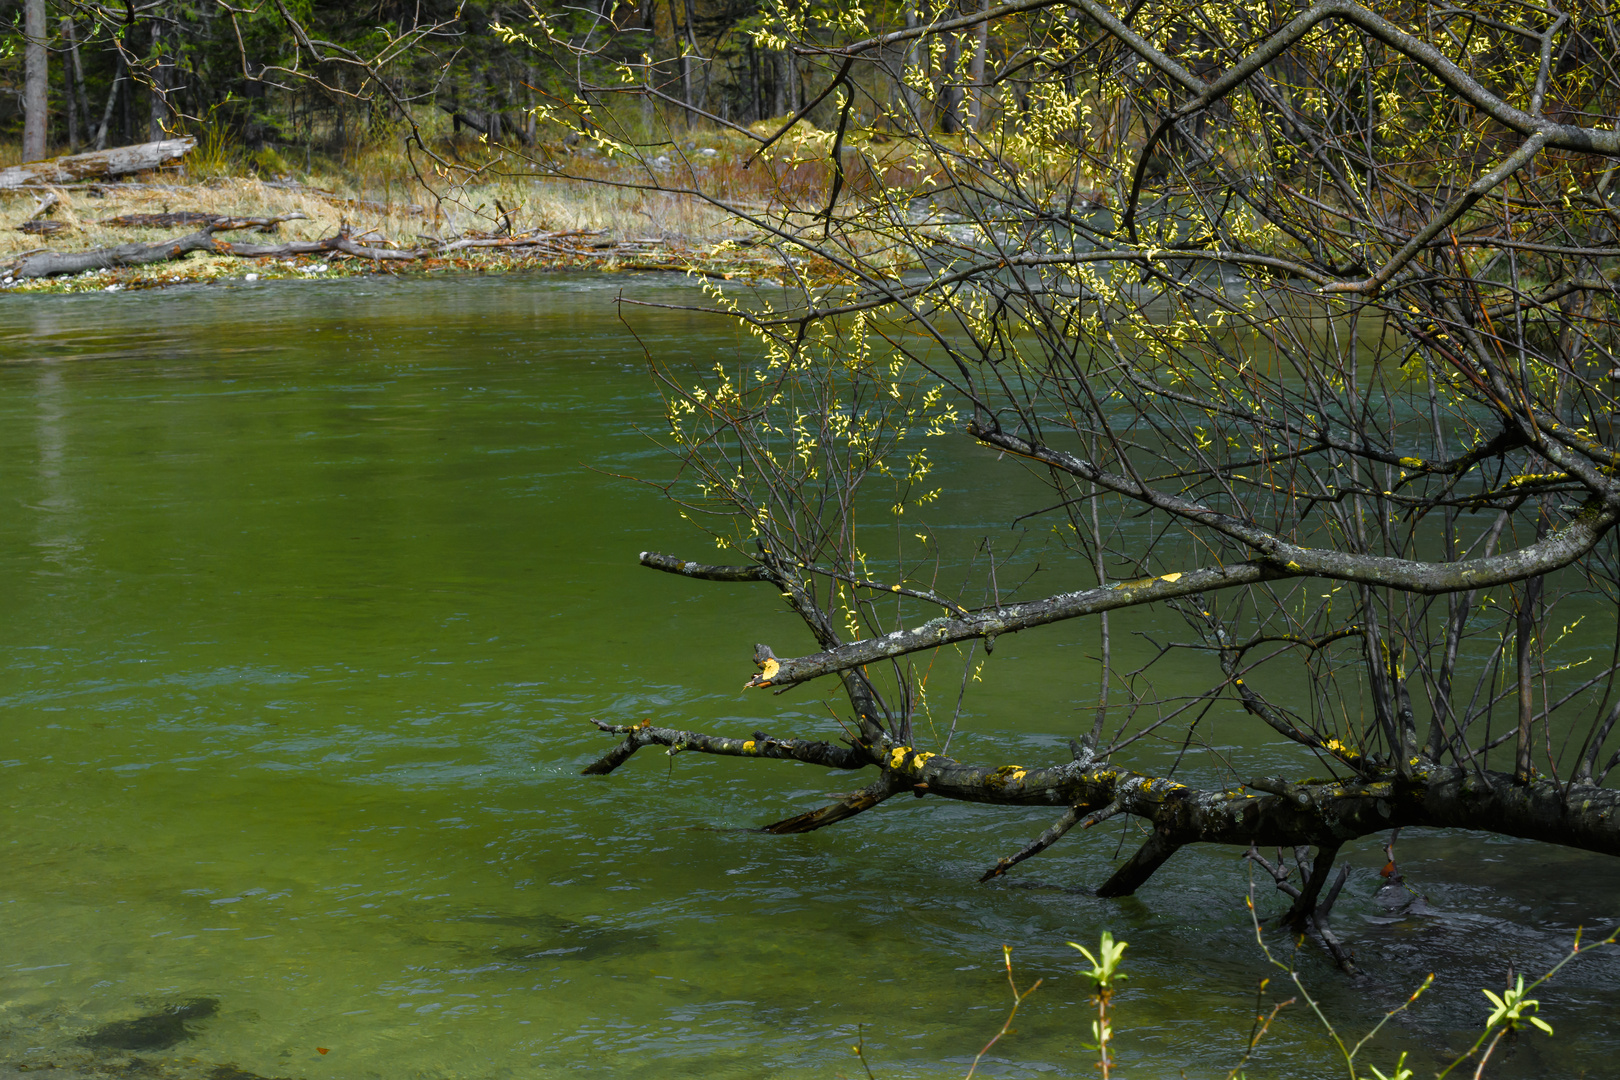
[2,274,1616,1080]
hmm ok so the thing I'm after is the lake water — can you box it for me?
[2,274,1616,1080]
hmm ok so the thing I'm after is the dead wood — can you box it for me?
[100,211,231,228]
[13,191,67,235]
[3,214,307,281]
[1248,845,1359,974]
[0,138,196,190]
[3,221,697,283]
[4,229,221,279]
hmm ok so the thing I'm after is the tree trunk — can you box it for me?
[148,22,168,141]
[679,0,697,122]
[61,19,77,152]
[95,52,124,151]
[903,7,923,128]
[774,50,790,116]
[120,43,134,146]
[940,34,961,134]
[968,0,988,131]
[64,15,90,152]
[23,0,49,161]
[526,66,537,142]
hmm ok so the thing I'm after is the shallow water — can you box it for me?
[1,274,1616,1080]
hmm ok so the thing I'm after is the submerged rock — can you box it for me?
[77,1000,220,1052]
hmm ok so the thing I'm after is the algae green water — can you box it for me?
[2,275,1616,1080]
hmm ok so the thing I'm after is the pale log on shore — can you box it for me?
[0,138,197,190]
[3,223,687,282]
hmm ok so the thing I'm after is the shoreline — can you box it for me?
[0,244,754,295]
[2,168,783,295]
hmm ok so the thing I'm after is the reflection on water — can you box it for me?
[0,274,1616,1080]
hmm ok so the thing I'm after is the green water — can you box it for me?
[1,275,1616,1080]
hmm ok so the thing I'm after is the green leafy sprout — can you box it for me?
[1070,931,1128,996]
[1481,976,1553,1036]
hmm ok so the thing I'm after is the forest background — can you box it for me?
[0,0,841,196]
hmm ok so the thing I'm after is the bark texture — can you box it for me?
[23,0,48,162]
[586,720,1620,891]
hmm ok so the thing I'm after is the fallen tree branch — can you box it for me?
[1248,845,1359,973]
[99,211,272,228]
[585,720,1620,893]
[762,773,905,833]
[581,718,867,774]
[639,550,771,581]
[743,562,1282,690]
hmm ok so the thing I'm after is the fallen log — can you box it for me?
[15,191,68,235]
[2,221,731,284]
[3,215,306,281]
[5,230,220,279]
[227,233,421,261]
[0,138,197,190]
[100,211,229,228]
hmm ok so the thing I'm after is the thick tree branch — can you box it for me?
[1097,830,1182,897]
[763,773,904,833]
[744,470,1611,690]
[584,718,1620,892]
[639,550,770,581]
[970,424,1618,588]
[582,719,868,774]
[746,561,1280,690]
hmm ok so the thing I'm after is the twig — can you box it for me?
[964,947,1042,1080]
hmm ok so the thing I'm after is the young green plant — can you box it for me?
[1071,932,1127,1078]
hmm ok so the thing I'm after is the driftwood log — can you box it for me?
[0,139,197,190]
[100,211,232,228]
[16,192,68,235]
[3,216,306,281]
[2,223,700,283]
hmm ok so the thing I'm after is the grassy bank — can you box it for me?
[1,112,1042,294]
